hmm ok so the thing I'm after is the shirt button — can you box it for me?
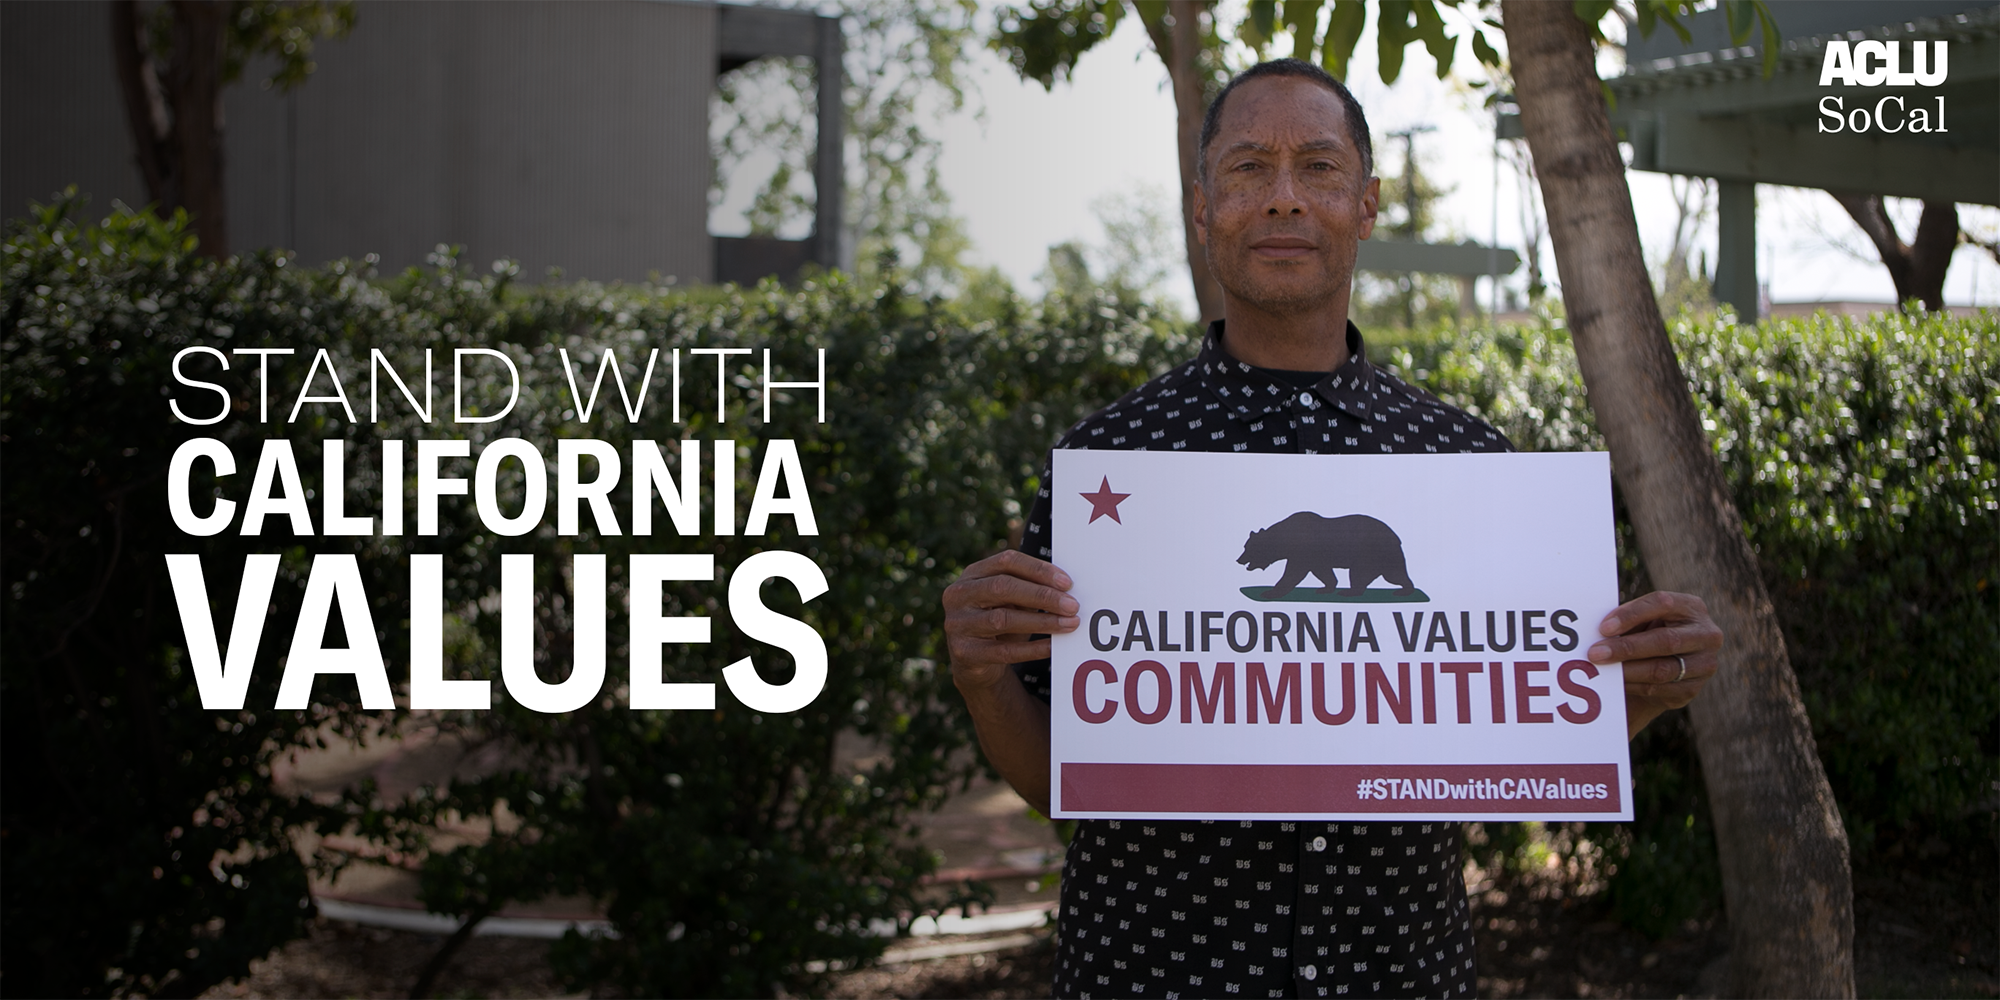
[1298,391,1314,406]
[1302,964,1319,980]
[1309,836,1328,852]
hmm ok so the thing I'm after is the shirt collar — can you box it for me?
[1195,319,1379,422]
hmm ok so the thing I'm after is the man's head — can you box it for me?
[1192,59,1380,318]
[1199,60,1374,183]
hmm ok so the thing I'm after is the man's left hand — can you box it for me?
[1587,591,1724,739]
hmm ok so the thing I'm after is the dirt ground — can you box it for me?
[200,830,1995,1000]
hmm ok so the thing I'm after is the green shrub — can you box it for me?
[1,195,1188,997]
[8,191,1989,991]
[1393,310,1999,934]
[354,257,1188,997]
[3,200,358,997]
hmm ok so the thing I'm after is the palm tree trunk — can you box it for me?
[1499,3,1854,996]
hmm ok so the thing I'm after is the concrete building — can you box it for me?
[1,1,841,285]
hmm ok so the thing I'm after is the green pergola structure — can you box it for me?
[1504,2,1999,317]
[1354,239,1521,321]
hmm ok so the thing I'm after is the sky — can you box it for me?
[722,7,2000,315]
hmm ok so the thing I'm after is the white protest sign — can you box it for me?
[1048,449,1632,822]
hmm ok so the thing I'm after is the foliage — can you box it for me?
[9,184,1986,990]
[118,0,356,257]
[1038,185,1190,313]
[983,0,1784,150]
[1354,131,1466,331]
[2,195,357,997]
[1390,310,2000,934]
[991,0,1505,97]
[130,0,357,93]
[0,194,1188,997]
[360,251,1185,998]
[710,1,986,294]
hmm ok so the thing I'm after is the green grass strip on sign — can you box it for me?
[1239,586,1433,604]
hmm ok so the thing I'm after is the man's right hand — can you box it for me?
[941,550,1079,693]
[941,550,1073,814]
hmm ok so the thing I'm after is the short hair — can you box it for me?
[1197,59,1374,182]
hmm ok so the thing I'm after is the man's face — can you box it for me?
[1193,76,1380,316]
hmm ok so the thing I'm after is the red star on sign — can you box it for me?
[1080,476,1131,524]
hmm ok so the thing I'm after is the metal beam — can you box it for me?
[1356,240,1520,277]
[718,4,820,64]
[1624,1,1988,66]
[715,4,845,275]
[814,13,844,272]
[1714,180,1758,320]
[1610,18,1999,122]
[1626,110,2000,206]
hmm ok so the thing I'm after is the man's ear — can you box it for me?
[1357,176,1382,241]
[1191,179,1211,247]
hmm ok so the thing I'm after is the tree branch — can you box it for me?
[1829,192,1960,310]
[408,902,493,999]
[1908,200,1959,312]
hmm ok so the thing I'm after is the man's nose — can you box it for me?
[1265,169,1306,215]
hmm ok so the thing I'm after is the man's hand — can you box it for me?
[1586,590,1724,739]
[941,550,1075,814]
[942,549,1079,693]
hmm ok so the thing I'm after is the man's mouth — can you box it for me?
[1250,236,1317,259]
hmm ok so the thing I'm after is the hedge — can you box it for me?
[1391,310,1998,932]
[0,196,1186,997]
[4,194,1991,995]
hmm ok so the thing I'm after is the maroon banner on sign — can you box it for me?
[1060,762,1623,814]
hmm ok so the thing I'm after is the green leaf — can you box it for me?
[1377,0,1413,84]
[1572,0,1616,42]
[1723,0,1755,45]
[1758,3,1782,77]
[1654,0,1695,45]
[988,1,1125,89]
[1321,0,1366,80]
[1281,0,1324,61]
[1241,0,1278,53]
[1412,1,1456,80]
[1634,1,1658,39]
[1470,28,1500,69]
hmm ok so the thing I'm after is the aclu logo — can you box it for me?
[1818,40,1949,134]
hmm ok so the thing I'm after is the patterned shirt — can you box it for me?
[1015,321,1513,999]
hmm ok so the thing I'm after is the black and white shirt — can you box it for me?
[1015,322,1512,998]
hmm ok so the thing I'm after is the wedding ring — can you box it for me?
[1674,655,1687,683]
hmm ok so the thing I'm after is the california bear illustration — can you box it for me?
[1237,512,1415,599]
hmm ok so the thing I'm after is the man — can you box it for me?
[942,59,1722,998]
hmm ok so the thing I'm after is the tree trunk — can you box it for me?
[111,0,174,207]
[168,0,229,255]
[108,0,229,256]
[1500,4,1854,997]
[1829,193,1958,312]
[1139,0,1225,322]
